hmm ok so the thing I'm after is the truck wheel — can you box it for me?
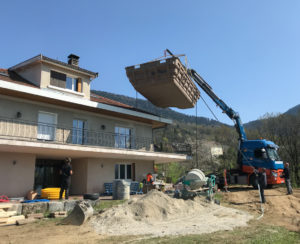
[250,174,258,189]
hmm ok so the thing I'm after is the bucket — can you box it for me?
[113,180,130,200]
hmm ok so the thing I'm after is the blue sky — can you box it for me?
[1,1,299,124]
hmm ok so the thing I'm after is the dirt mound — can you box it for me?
[91,190,252,237]
[223,187,300,232]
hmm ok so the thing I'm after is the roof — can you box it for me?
[0,69,37,88]
[90,92,158,116]
[90,92,132,108]
[9,54,98,78]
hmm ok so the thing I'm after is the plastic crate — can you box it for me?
[41,188,65,200]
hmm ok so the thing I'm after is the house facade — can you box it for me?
[0,54,187,197]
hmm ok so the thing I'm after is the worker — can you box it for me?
[59,157,73,200]
[255,168,267,203]
[146,173,154,185]
[281,162,293,195]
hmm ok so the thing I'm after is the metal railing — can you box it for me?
[0,117,154,151]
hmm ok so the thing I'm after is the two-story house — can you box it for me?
[0,54,187,197]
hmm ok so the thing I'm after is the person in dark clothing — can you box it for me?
[255,168,267,203]
[59,157,73,200]
[281,162,293,195]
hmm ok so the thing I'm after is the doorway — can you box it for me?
[34,159,63,191]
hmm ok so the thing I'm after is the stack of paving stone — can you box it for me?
[126,57,200,109]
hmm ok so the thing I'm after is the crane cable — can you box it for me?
[182,51,264,218]
[199,94,264,219]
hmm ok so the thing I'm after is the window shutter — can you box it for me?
[76,78,82,92]
[132,163,136,181]
[50,70,66,88]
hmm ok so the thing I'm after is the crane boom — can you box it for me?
[188,69,247,141]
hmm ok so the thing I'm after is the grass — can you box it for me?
[129,223,300,244]
[214,192,223,202]
[93,199,127,212]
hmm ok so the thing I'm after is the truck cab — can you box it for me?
[240,139,284,186]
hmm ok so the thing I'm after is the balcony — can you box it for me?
[0,117,153,151]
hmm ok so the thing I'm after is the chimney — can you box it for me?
[68,54,80,66]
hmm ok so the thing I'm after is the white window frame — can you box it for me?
[37,111,57,141]
[114,163,132,180]
[114,126,132,149]
[66,75,78,91]
[72,119,87,145]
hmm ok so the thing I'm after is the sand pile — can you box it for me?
[91,190,252,237]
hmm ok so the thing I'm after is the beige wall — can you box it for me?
[135,160,154,182]
[0,152,35,197]
[70,158,88,195]
[84,158,154,194]
[16,63,42,87]
[0,95,153,144]
[41,63,91,99]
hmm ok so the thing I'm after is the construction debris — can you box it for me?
[0,204,26,226]
[91,190,252,237]
[126,57,200,109]
[26,213,44,219]
[50,211,67,218]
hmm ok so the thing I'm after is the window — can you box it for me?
[66,76,80,91]
[50,71,66,88]
[115,127,131,149]
[72,119,87,144]
[50,70,82,92]
[115,163,132,180]
[37,112,57,141]
[266,148,281,161]
[254,148,268,160]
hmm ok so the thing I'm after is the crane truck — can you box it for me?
[187,68,285,188]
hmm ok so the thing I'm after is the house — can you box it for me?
[0,54,187,197]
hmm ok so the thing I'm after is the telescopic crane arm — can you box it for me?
[164,49,247,141]
[188,69,247,141]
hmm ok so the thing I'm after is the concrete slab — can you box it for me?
[48,201,64,213]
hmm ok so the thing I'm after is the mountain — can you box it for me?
[285,104,300,116]
[244,104,300,129]
[92,90,222,126]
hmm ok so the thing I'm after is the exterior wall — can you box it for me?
[16,63,42,87]
[85,158,154,194]
[70,158,88,195]
[41,63,91,99]
[135,160,154,182]
[0,95,153,145]
[0,152,35,197]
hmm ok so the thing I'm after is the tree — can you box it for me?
[257,113,300,186]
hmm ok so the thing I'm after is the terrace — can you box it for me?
[0,117,191,156]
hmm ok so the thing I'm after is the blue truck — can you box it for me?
[187,68,285,188]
